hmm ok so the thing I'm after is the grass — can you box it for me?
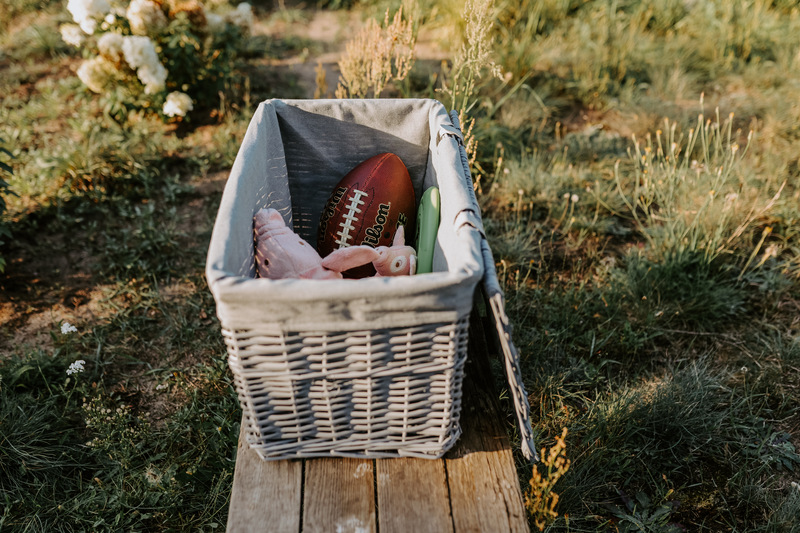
[2,0,800,531]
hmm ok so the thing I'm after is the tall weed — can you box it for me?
[335,3,417,98]
[615,108,782,271]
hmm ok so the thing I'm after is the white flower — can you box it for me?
[571,194,579,203]
[138,63,168,94]
[225,2,253,34]
[163,91,194,117]
[122,35,157,69]
[762,244,780,260]
[61,321,79,335]
[67,360,86,375]
[60,24,85,46]
[77,56,113,93]
[205,12,225,33]
[122,36,168,94]
[126,0,167,36]
[67,0,111,34]
[98,32,125,62]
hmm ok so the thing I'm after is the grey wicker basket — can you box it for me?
[206,98,537,461]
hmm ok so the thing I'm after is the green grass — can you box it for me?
[3,0,800,531]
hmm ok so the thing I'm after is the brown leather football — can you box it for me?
[317,152,417,278]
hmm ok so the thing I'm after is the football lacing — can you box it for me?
[335,189,367,248]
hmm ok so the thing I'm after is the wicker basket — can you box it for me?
[206,99,537,461]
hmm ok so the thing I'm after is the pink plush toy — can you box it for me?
[254,208,416,280]
[322,225,417,277]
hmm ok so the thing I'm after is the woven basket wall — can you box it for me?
[225,317,469,459]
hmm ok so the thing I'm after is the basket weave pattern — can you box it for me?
[225,316,470,459]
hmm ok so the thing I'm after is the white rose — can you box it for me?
[60,24,85,46]
[98,32,125,62]
[162,91,194,117]
[122,35,159,69]
[126,0,167,36]
[67,0,111,34]
[122,36,169,94]
[138,63,168,94]
[77,56,113,93]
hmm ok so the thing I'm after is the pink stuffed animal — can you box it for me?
[322,226,417,277]
[254,208,416,280]
[255,208,341,280]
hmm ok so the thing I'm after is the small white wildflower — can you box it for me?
[571,194,579,203]
[77,56,113,93]
[60,24,85,46]
[562,192,570,199]
[145,466,163,485]
[225,2,253,34]
[98,32,125,63]
[67,0,111,34]
[163,91,193,117]
[61,322,78,335]
[156,383,167,390]
[601,256,617,268]
[104,13,115,24]
[126,0,167,36]
[762,244,780,260]
[503,167,510,175]
[67,360,86,375]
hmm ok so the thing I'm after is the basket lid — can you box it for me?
[446,111,539,462]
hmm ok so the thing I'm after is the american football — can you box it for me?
[317,152,417,278]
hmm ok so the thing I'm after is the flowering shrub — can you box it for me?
[61,0,254,120]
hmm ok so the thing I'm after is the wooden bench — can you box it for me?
[226,311,530,532]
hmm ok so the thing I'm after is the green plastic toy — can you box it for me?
[414,186,440,274]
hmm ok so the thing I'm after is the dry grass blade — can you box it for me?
[335,5,417,99]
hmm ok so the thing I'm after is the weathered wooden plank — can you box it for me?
[376,457,454,533]
[302,458,376,533]
[226,420,303,533]
[445,313,530,533]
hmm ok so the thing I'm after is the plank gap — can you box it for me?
[443,455,457,533]
[373,459,380,533]
[299,459,305,533]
